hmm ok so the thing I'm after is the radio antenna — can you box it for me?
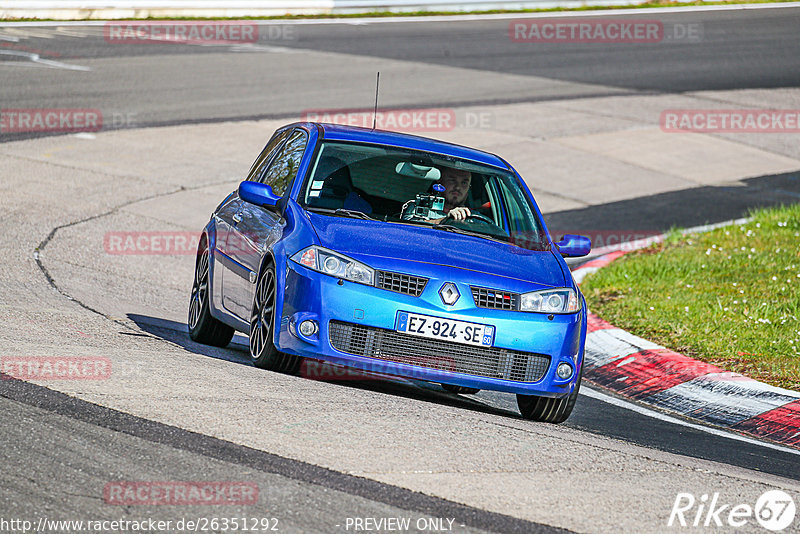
[372,72,380,130]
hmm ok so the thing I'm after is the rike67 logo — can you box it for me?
[668,490,796,531]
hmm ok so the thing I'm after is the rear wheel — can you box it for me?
[517,367,582,424]
[249,263,302,374]
[441,384,480,395]
[188,241,234,347]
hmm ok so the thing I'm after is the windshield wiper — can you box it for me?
[306,207,375,220]
[432,224,510,245]
[334,208,374,220]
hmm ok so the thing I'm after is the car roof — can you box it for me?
[290,122,510,170]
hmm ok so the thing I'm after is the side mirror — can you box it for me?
[238,181,281,209]
[555,234,591,258]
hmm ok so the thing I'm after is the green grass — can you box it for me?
[4,0,799,21]
[581,204,800,391]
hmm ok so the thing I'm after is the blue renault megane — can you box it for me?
[188,122,591,423]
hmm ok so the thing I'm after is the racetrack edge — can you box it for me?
[572,221,800,450]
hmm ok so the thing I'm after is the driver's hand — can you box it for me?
[446,207,471,221]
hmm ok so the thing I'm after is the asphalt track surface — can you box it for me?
[2,7,800,138]
[1,7,800,533]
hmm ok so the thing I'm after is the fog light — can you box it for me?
[556,362,573,380]
[299,320,318,337]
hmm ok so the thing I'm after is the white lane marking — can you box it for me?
[571,266,598,284]
[0,27,94,39]
[0,50,91,71]
[0,28,31,35]
[644,374,800,426]
[54,27,93,38]
[227,43,297,53]
[581,386,800,456]
[11,28,56,39]
[1,2,800,27]
[584,328,662,368]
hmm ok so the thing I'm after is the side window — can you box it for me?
[498,179,538,235]
[483,180,506,230]
[246,129,291,182]
[260,129,307,196]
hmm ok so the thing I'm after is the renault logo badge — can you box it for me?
[439,283,460,306]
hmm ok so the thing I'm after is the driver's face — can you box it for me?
[439,168,471,206]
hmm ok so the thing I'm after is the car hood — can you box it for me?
[306,213,567,287]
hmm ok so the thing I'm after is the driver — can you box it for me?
[433,166,472,222]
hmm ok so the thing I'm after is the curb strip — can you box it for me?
[571,222,800,450]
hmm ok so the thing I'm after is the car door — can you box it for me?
[217,129,291,317]
[224,128,309,321]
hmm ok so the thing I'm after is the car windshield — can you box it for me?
[300,141,549,250]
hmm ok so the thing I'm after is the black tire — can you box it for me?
[249,263,302,374]
[188,241,235,347]
[517,366,582,424]
[441,384,481,395]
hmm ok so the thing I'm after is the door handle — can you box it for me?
[232,213,242,224]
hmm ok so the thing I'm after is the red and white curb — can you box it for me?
[571,223,800,450]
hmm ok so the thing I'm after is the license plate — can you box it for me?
[395,311,495,347]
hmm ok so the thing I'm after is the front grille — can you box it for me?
[471,286,519,311]
[376,270,428,297]
[329,321,550,383]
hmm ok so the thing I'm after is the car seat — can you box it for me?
[309,156,372,213]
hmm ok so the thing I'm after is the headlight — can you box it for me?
[520,288,580,314]
[290,246,375,285]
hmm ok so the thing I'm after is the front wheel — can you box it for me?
[188,242,234,347]
[249,263,302,374]
[517,367,582,424]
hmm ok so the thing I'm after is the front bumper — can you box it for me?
[276,262,586,396]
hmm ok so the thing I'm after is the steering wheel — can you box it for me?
[443,212,495,226]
